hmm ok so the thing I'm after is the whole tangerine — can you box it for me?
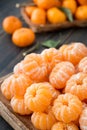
[75,5,87,20]
[77,0,87,5]
[33,0,37,4]
[47,7,66,24]
[31,8,46,25]
[62,0,77,14]
[35,0,61,10]
[2,16,22,34]
[25,6,37,17]
[12,28,35,47]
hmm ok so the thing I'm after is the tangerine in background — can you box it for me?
[25,6,37,17]
[31,8,46,25]
[75,5,87,20]
[62,0,77,14]
[34,0,61,10]
[77,0,87,5]
[33,0,37,4]
[12,28,35,47]
[47,7,66,24]
[2,16,22,34]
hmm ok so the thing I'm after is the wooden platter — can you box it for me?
[0,74,37,130]
[21,7,87,33]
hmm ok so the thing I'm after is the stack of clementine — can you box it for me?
[1,42,87,130]
[25,0,87,25]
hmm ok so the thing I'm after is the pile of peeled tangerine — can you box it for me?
[1,42,87,130]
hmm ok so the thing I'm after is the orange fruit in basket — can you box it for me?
[78,0,87,5]
[62,42,87,65]
[79,107,87,130]
[31,8,46,25]
[24,83,52,112]
[2,16,22,34]
[35,0,61,10]
[52,93,82,123]
[75,5,87,20]
[65,72,87,101]
[78,57,87,73]
[11,96,32,115]
[41,48,63,74]
[18,53,48,82]
[12,28,35,47]
[47,7,66,24]
[33,0,37,4]
[25,6,37,17]
[62,0,77,14]
[31,107,57,130]
[49,61,75,89]
[51,122,79,130]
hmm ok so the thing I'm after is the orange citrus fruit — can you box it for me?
[35,0,61,10]
[78,57,87,73]
[62,0,77,14]
[52,93,82,123]
[1,74,14,100]
[31,107,56,130]
[19,53,48,82]
[13,61,23,75]
[33,0,37,4]
[78,0,87,5]
[41,48,63,74]
[2,16,22,34]
[25,6,37,17]
[12,28,35,47]
[75,5,87,20]
[1,74,33,98]
[31,8,46,25]
[59,44,68,53]
[79,107,87,130]
[24,83,52,112]
[47,7,66,24]
[49,61,75,89]
[11,96,32,115]
[62,42,87,65]
[52,122,79,130]
[65,72,87,101]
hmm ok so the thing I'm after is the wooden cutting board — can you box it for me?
[0,74,37,130]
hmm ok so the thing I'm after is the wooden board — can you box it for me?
[21,7,87,33]
[0,74,37,130]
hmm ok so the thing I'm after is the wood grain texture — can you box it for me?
[21,7,87,33]
[0,76,37,130]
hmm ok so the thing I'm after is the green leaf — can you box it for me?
[42,40,61,48]
[59,7,74,22]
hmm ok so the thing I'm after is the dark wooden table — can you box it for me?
[0,0,87,129]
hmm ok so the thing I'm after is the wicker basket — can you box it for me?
[21,7,87,33]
